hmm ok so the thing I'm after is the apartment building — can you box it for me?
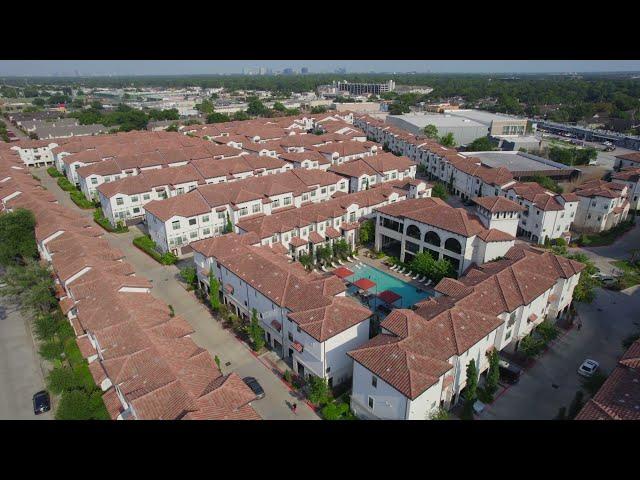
[374,196,522,275]
[573,180,630,233]
[328,152,417,192]
[191,234,372,386]
[236,179,431,259]
[611,167,640,210]
[355,115,579,244]
[314,141,378,165]
[9,140,58,167]
[503,182,579,243]
[349,244,584,420]
[0,154,260,420]
[144,169,349,256]
[614,152,640,171]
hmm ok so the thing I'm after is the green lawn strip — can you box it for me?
[133,234,178,265]
[69,190,94,209]
[577,220,635,247]
[47,167,63,178]
[612,260,640,289]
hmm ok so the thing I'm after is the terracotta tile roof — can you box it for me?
[473,196,526,213]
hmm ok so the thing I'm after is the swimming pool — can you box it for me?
[346,264,432,309]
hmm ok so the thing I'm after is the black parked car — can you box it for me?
[498,360,523,385]
[33,390,51,415]
[242,377,265,400]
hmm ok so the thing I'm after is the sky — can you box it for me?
[1,60,640,76]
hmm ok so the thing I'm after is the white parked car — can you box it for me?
[578,359,600,377]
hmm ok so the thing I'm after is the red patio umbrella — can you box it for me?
[353,278,376,291]
[333,266,354,279]
[377,289,401,305]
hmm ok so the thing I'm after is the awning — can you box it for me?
[289,236,307,248]
[223,283,234,294]
[377,289,401,305]
[353,278,376,291]
[325,227,341,239]
[309,231,325,244]
[528,313,538,322]
[291,341,303,353]
[270,320,282,332]
[333,266,354,279]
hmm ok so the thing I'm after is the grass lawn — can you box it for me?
[577,220,635,247]
[611,260,640,289]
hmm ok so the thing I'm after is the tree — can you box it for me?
[466,136,496,151]
[224,213,233,234]
[247,308,265,351]
[439,132,456,147]
[0,259,57,315]
[423,124,439,139]
[0,208,38,266]
[273,101,287,112]
[333,239,351,259]
[233,110,250,121]
[410,251,455,284]
[298,252,313,270]
[55,389,105,420]
[179,266,197,287]
[429,406,450,420]
[307,376,331,406]
[567,390,585,420]
[247,98,269,116]
[195,99,215,114]
[431,182,448,200]
[207,111,231,123]
[47,366,80,394]
[531,174,562,194]
[485,348,500,396]
[310,106,327,114]
[359,219,375,245]
[462,359,478,420]
[209,271,221,313]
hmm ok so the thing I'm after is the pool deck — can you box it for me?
[341,250,434,294]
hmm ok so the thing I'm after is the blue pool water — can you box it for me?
[346,264,432,309]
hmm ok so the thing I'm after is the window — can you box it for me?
[252,204,261,214]
[368,396,374,410]
[133,207,140,214]
[91,177,98,185]
[296,326,301,333]
[311,190,317,197]
[202,215,210,223]
[203,228,210,235]
[190,231,198,239]
[218,212,225,220]
[172,221,180,230]
[131,196,138,203]
[143,194,150,201]
[507,312,516,328]
[284,197,292,206]
[116,197,124,206]
[239,207,248,217]
[371,376,377,388]
[189,218,197,226]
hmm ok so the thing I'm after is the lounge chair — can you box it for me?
[331,262,338,268]
[404,271,412,277]
[390,265,398,271]
[412,273,420,280]
[417,276,426,282]
[337,259,345,265]
[352,254,360,260]
[321,265,328,272]
[346,256,354,262]
[397,267,405,274]
[424,279,432,286]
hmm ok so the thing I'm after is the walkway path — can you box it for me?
[36,168,319,420]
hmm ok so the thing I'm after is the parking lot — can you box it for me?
[479,286,640,420]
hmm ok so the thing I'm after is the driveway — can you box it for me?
[35,168,320,420]
[0,298,52,420]
[480,287,640,420]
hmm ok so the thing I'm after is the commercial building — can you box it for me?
[386,113,487,146]
[460,150,581,182]
[335,80,396,96]
[348,244,584,420]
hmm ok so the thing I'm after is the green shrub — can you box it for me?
[47,365,80,394]
[70,190,94,209]
[307,376,331,406]
[93,209,128,233]
[39,339,64,361]
[321,401,355,420]
[133,235,177,265]
[283,370,293,384]
[57,177,76,192]
[47,167,63,178]
[180,266,198,286]
[536,320,560,342]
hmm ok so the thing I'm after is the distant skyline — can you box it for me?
[1,60,640,77]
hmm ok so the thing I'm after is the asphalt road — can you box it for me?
[0,298,52,420]
[480,287,640,420]
[35,168,320,420]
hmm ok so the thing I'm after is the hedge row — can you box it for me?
[47,167,63,178]
[93,209,129,233]
[133,235,178,265]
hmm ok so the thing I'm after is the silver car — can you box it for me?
[578,359,599,377]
